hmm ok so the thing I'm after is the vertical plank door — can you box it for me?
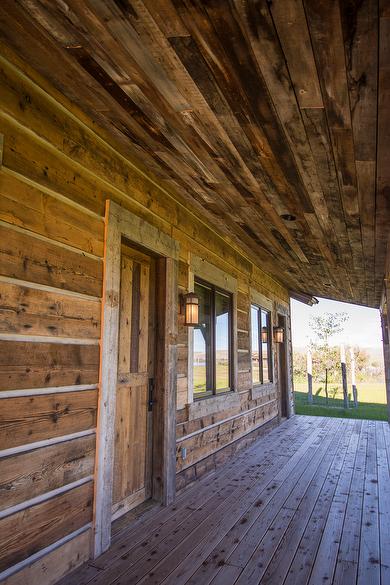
[112,244,155,520]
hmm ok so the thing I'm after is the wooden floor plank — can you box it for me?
[182,423,335,584]
[286,419,360,585]
[113,422,321,585]
[56,416,389,585]
[78,417,316,585]
[233,419,348,584]
[59,417,311,585]
[357,420,380,585]
[222,419,340,572]
[307,420,362,585]
[333,418,369,585]
[166,419,338,585]
[376,423,390,585]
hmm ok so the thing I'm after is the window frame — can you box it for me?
[193,277,233,400]
[251,303,273,386]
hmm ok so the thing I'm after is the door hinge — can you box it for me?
[148,378,156,411]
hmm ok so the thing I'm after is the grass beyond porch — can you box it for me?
[294,381,388,421]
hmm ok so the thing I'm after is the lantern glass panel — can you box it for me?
[185,294,199,326]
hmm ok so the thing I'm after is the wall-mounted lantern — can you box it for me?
[182,292,199,326]
[273,326,284,343]
[261,326,268,343]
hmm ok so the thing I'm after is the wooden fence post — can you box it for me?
[350,346,358,407]
[340,344,349,409]
[307,347,313,403]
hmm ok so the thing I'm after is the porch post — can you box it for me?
[380,283,390,424]
[381,319,390,424]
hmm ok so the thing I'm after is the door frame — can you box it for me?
[93,200,179,557]
[275,304,293,420]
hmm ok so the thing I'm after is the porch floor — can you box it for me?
[59,415,390,585]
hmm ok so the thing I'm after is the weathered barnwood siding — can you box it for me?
[0,46,103,577]
[0,46,290,583]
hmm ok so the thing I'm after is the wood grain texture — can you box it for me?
[0,224,102,297]
[0,169,104,257]
[0,482,93,572]
[53,416,390,585]
[0,281,100,338]
[93,200,121,557]
[113,244,151,511]
[0,435,95,511]
[0,390,97,450]
[2,529,91,585]
[113,384,148,505]
[0,0,385,306]
[0,341,99,390]
[176,401,278,472]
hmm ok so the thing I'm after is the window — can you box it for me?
[193,279,233,398]
[251,305,272,385]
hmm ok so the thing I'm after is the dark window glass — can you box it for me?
[215,291,231,392]
[261,309,271,383]
[193,280,232,398]
[251,306,260,384]
[193,282,212,396]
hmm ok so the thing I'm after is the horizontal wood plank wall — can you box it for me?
[0,49,104,581]
[0,47,289,582]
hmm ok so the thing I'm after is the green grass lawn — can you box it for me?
[294,381,388,421]
[193,364,230,395]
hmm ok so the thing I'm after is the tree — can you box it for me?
[308,312,349,403]
[309,312,349,345]
[292,350,307,381]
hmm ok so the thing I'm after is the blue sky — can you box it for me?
[290,297,383,349]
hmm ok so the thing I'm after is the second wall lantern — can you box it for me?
[273,326,284,343]
[183,292,199,326]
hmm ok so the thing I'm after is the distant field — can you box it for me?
[193,364,230,394]
[294,380,388,421]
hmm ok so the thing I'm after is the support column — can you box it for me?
[350,346,358,407]
[340,344,349,409]
[307,347,313,404]
[380,306,390,424]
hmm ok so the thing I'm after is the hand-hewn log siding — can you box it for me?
[0,391,97,451]
[0,171,104,256]
[0,341,99,391]
[0,435,95,511]
[0,44,289,583]
[0,49,105,580]
[0,281,101,338]
[1,530,91,585]
[0,482,93,572]
[0,224,102,297]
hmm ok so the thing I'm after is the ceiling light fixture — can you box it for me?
[280,213,296,222]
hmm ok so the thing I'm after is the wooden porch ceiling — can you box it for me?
[0,1,388,307]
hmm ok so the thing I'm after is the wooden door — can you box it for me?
[112,244,155,520]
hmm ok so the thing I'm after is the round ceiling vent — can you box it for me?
[280,213,296,222]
